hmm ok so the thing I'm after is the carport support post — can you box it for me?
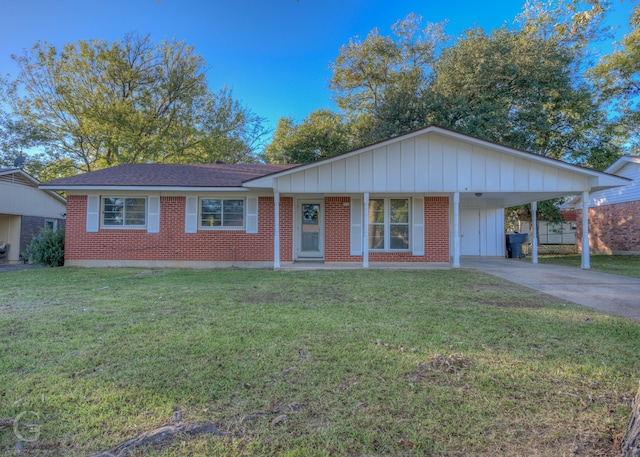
[453,192,460,268]
[531,201,538,264]
[363,192,369,268]
[274,192,280,269]
[581,191,590,270]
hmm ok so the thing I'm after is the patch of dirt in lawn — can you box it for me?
[131,269,167,279]
[241,285,345,305]
[242,291,297,305]
[467,284,564,308]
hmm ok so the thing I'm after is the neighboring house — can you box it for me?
[519,210,578,255]
[0,168,67,263]
[567,155,640,254]
[40,126,628,269]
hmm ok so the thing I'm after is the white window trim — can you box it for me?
[101,196,148,229]
[368,197,411,252]
[198,197,246,230]
[44,219,58,231]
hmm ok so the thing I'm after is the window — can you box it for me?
[44,219,57,231]
[102,197,147,228]
[200,198,244,228]
[368,198,410,250]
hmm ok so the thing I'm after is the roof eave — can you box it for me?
[39,185,251,192]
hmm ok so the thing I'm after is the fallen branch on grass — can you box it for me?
[89,403,303,456]
[89,422,228,457]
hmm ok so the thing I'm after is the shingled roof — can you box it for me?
[40,163,299,189]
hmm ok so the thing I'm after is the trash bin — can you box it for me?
[505,233,528,259]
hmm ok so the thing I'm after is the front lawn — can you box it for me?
[0,268,638,456]
[537,254,640,278]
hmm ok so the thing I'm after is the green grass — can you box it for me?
[0,267,638,456]
[537,254,640,278]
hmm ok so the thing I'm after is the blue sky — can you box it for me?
[0,0,635,134]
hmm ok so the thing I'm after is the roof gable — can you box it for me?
[0,168,66,205]
[0,168,40,187]
[604,156,640,176]
[244,126,628,205]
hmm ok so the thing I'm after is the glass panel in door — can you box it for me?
[299,203,322,258]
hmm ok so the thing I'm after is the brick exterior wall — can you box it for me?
[66,194,450,265]
[324,196,449,263]
[279,197,293,263]
[324,197,352,262]
[20,216,66,258]
[65,195,280,263]
[424,197,450,262]
[576,201,640,253]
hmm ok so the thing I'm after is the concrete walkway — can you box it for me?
[462,257,640,320]
[0,263,47,273]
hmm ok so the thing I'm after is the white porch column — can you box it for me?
[363,192,369,268]
[274,192,280,269]
[453,192,460,268]
[581,191,590,270]
[531,201,538,264]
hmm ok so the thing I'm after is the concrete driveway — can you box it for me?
[462,257,640,321]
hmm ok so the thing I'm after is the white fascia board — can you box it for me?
[45,190,67,204]
[39,186,250,192]
[605,156,640,175]
[588,174,631,191]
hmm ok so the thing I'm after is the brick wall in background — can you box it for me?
[20,215,66,257]
[576,201,640,254]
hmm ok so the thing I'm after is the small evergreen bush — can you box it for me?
[23,227,65,267]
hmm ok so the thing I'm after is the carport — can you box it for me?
[444,132,631,270]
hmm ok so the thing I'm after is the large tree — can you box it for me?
[425,27,618,168]
[590,4,640,153]
[2,33,266,178]
[326,11,620,170]
[329,13,447,119]
[262,110,351,164]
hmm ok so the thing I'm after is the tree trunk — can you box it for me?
[621,383,640,457]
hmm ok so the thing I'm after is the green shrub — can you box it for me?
[23,227,65,267]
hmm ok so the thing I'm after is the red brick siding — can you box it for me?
[279,197,294,262]
[323,196,449,263]
[66,194,450,264]
[324,197,352,262]
[65,195,281,262]
[576,201,640,253]
[424,197,450,262]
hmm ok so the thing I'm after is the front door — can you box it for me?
[297,201,323,259]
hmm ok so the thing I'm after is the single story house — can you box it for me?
[0,168,67,263]
[40,126,629,269]
[566,155,640,254]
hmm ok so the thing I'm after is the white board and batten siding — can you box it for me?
[271,133,591,195]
